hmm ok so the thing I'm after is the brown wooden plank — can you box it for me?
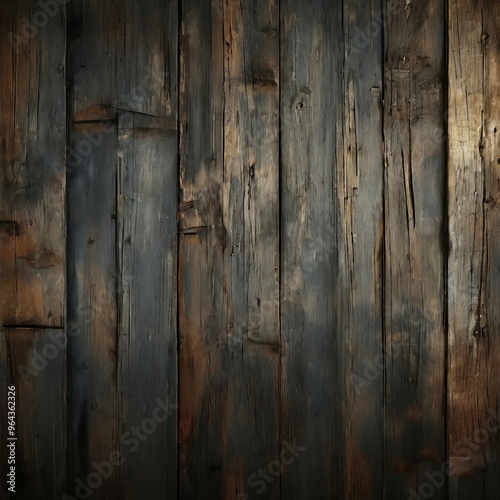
[179,0,280,498]
[66,123,120,499]
[0,222,17,324]
[178,0,224,495]
[383,0,447,497]
[280,1,343,497]
[0,1,66,327]
[340,0,385,498]
[117,111,178,499]
[0,328,66,498]
[448,1,500,497]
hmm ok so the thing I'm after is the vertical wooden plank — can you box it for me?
[222,1,280,498]
[383,0,447,498]
[178,0,224,497]
[0,0,66,326]
[67,0,120,120]
[223,0,280,346]
[179,0,280,497]
[115,3,179,498]
[0,328,66,498]
[448,1,500,497]
[66,124,120,499]
[69,0,176,120]
[280,1,343,498]
[0,222,17,323]
[119,0,178,117]
[117,113,178,499]
[340,0,385,498]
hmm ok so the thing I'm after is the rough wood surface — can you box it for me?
[1,1,500,498]
[383,0,447,497]
[66,123,120,499]
[117,111,178,499]
[340,1,384,498]
[69,0,176,120]
[1,328,66,498]
[448,1,500,497]
[280,1,342,497]
[178,0,280,498]
[0,1,66,327]
[178,1,225,496]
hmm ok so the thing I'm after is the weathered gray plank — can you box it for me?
[340,0,385,498]
[448,1,500,497]
[67,0,120,120]
[69,0,176,120]
[179,0,280,498]
[383,0,447,497]
[0,0,66,326]
[0,328,66,498]
[117,111,178,499]
[118,0,178,117]
[66,123,120,499]
[280,1,343,497]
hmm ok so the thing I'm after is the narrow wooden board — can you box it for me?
[66,123,120,499]
[0,328,66,498]
[178,0,280,498]
[448,1,500,497]
[340,0,385,497]
[178,2,225,495]
[280,1,343,497]
[383,0,447,497]
[0,1,66,327]
[117,111,178,499]
[118,0,178,118]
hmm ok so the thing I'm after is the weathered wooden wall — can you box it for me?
[0,0,499,499]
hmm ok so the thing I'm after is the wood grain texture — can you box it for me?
[280,1,342,497]
[2,2,500,498]
[179,0,280,498]
[0,0,66,327]
[66,123,120,499]
[1,328,66,498]
[340,0,385,498]
[448,1,500,497]
[383,0,447,497]
[178,1,225,496]
[117,111,178,499]
[69,0,176,120]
